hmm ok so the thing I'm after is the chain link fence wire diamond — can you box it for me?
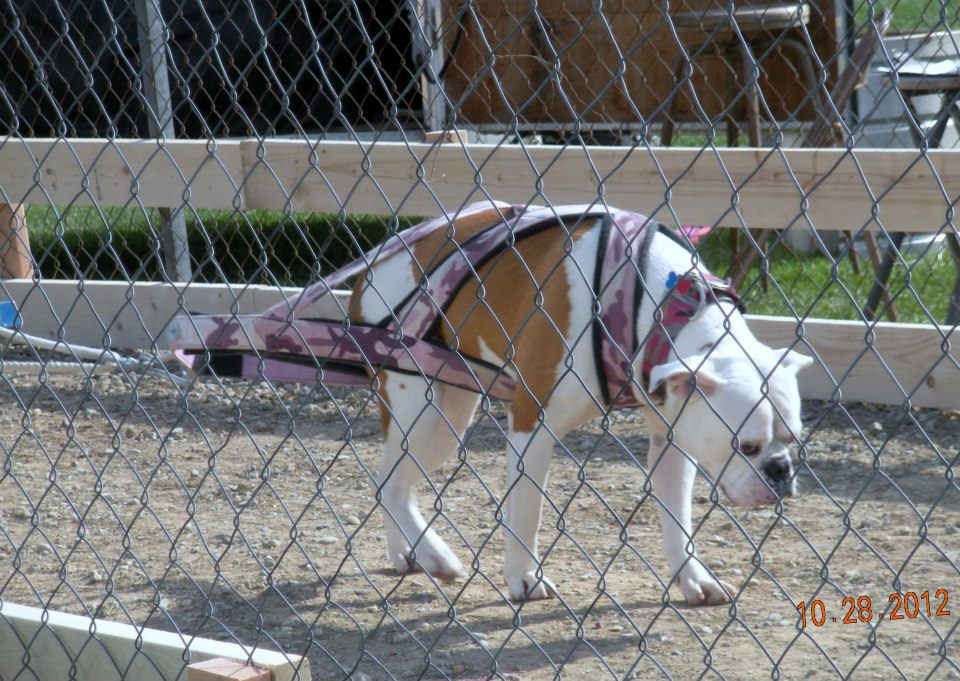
[0,1,958,680]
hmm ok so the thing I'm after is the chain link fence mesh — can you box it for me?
[0,0,958,680]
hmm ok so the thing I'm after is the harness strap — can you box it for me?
[262,200,517,321]
[388,205,612,340]
[641,271,744,403]
[592,212,658,408]
[169,202,606,397]
[167,201,742,408]
[169,314,517,400]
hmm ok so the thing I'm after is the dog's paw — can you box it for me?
[678,573,735,606]
[506,571,558,601]
[390,538,464,583]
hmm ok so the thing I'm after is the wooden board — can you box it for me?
[0,279,302,351]
[0,601,309,681]
[747,315,960,410]
[1,137,960,233]
[187,658,271,681]
[0,137,244,213]
[1,280,957,410]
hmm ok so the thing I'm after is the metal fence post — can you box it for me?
[415,0,448,130]
[134,0,192,282]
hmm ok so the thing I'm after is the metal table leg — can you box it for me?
[947,232,960,326]
[865,88,960,323]
[944,97,960,326]
[864,231,906,321]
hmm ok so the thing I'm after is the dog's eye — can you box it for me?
[741,442,762,456]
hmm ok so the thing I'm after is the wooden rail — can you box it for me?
[1,137,959,233]
[2,280,957,410]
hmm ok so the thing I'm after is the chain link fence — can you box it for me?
[0,0,959,680]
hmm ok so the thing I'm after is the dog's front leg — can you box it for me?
[502,425,558,601]
[647,418,734,606]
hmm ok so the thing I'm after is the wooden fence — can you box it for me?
[0,137,957,410]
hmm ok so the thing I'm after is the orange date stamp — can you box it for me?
[796,590,951,627]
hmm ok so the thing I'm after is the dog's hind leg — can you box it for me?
[501,390,593,601]
[375,370,480,582]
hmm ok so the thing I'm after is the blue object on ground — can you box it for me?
[0,301,23,329]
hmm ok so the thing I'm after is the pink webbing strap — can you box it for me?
[593,211,655,409]
[169,202,612,399]
[640,271,744,401]
[170,314,517,400]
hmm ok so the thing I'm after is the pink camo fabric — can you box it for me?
[167,201,737,408]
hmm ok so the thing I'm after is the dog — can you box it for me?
[349,202,813,605]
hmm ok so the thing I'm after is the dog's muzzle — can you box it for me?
[761,455,795,497]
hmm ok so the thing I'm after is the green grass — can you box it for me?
[696,230,957,323]
[860,0,960,34]
[668,133,749,147]
[27,205,408,287]
[25,205,957,324]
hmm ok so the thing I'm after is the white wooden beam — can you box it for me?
[1,137,959,233]
[747,315,960,410]
[1,280,957,410]
[0,279,302,352]
[0,601,309,681]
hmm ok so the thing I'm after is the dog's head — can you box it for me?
[649,343,813,507]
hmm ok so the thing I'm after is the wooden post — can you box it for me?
[0,204,32,279]
[187,658,271,681]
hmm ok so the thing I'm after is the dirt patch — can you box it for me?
[0,369,957,680]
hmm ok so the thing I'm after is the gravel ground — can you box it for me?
[0,367,957,680]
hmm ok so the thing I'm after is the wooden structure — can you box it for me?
[661,3,825,147]
[1,138,958,233]
[441,0,842,127]
[0,136,959,412]
[187,658,271,681]
[727,11,892,291]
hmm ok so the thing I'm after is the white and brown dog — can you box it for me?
[348,202,813,605]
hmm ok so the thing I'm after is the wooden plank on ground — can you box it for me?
[187,658,271,681]
[0,601,309,681]
[0,137,959,233]
[1,280,957,410]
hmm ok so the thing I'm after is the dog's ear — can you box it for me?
[775,348,814,373]
[649,355,727,400]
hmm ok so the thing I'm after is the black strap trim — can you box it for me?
[591,214,614,407]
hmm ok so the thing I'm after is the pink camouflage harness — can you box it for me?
[167,202,741,407]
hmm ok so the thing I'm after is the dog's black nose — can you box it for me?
[762,457,791,481]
